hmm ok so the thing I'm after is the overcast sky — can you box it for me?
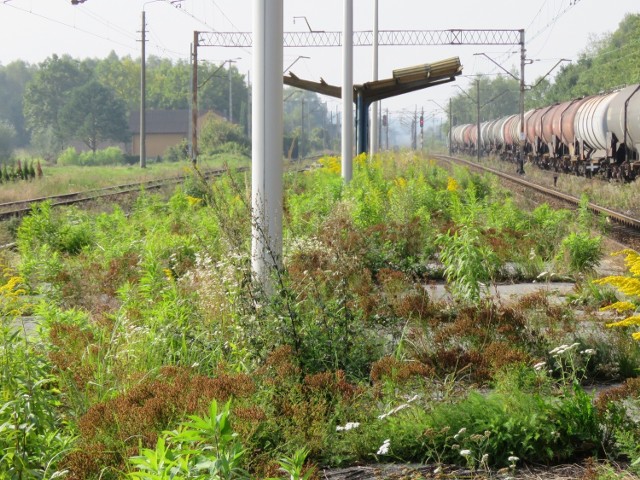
[1,0,638,119]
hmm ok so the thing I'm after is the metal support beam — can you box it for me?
[356,92,371,155]
[251,0,283,291]
[198,29,523,48]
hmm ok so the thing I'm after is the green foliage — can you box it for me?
[127,400,248,480]
[23,54,92,152]
[437,225,498,303]
[542,14,640,103]
[559,232,602,274]
[0,119,17,158]
[57,146,126,166]
[199,113,250,156]
[0,60,34,147]
[0,268,74,478]
[60,79,128,152]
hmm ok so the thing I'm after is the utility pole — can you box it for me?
[342,0,353,183]
[476,79,481,162]
[251,0,283,291]
[412,107,417,150]
[370,0,379,156]
[420,106,424,151]
[139,11,146,168]
[385,108,389,150]
[300,97,305,159]
[448,98,452,155]
[228,59,236,123]
[191,31,198,165]
[246,70,251,137]
[518,29,526,174]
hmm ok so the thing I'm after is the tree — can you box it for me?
[0,120,16,158]
[93,51,140,108]
[0,60,34,147]
[59,80,128,153]
[23,55,91,153]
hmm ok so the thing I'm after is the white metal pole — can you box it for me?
[252,0,283,290]
[140,10,146,168]
[370,0,379,156]
[341,0,353,182]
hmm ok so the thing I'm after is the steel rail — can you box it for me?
[433,154,640,230]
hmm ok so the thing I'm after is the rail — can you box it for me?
[433,154,640,230]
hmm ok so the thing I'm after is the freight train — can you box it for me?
[450,84,640,181]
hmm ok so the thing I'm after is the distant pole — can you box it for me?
[476,79,481,162]
[227,59,237,123]
[342,0,353,182]
[252,0,283,290]
[448,98,452,155]
[518,29,526,174]
[247,70,251,137]
[420,107,424,151]
[140,11,146,168]
[228,63,233,122]
[300,97,305,159]
[385,107,389,149]
[370,0,379,156]
[191,31,198,165]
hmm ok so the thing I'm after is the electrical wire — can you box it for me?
[1,1,138,54]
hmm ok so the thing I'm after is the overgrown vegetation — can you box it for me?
[1,151,638,478]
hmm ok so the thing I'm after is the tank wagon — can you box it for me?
[450,84,640,181]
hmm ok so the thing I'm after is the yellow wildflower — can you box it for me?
[163,268,175,281]
[447,177,459,192]
[319,156,341,174]
[394,177,407,189]
[606,315,640,328]
[186,195,203,207]
[594,249,640,341]
[600,301,636,313]
[354,152,368,167]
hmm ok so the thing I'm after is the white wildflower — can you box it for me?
[378,402,410,420]
[454,427,466,440]
[377,439,391,455]
[508,456,519,463]
[582,349,596,355]
[460,449,472,457]
[533,361,546,371]
[336,422,360,432]
[549,344,568,355]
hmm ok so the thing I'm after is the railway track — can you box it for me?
[0,153,327,223]
[0,166,250,222]
[432,153,640,243]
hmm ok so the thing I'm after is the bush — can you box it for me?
[57,146,126,166]
[57,146,80,166]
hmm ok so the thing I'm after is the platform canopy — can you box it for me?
[283,56,462,102]
[284,56,462,155]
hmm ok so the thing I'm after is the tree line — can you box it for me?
[0,51,334,162]
[445,13,640,127]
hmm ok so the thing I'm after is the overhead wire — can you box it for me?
[1,1,139,54]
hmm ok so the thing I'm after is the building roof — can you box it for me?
[129,109,190,135]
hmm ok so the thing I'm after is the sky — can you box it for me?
[1,0,639,122]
